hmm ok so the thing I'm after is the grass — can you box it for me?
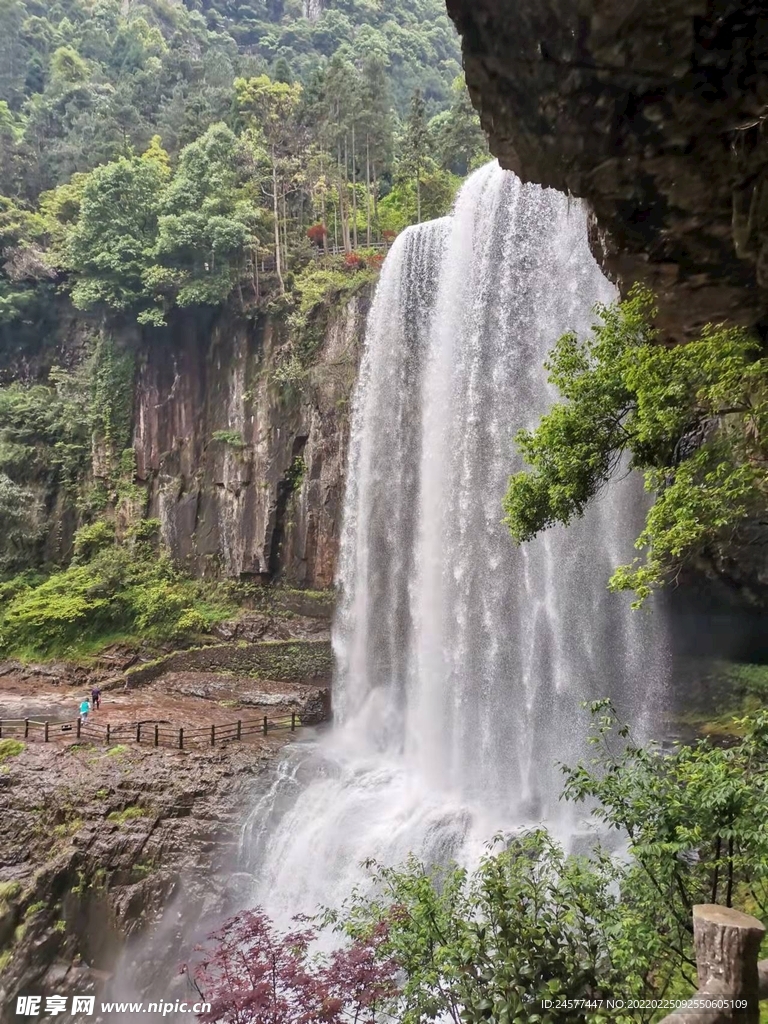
[23,901,45,920]
[42,630,138,667]
[0,882,21,904]
[106,744,128,757]
[0,739,24,762]
[52,818,83,838]
[107,805,146,824]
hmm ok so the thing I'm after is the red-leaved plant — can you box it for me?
[306,224,327,246]
[182,909,398,1024]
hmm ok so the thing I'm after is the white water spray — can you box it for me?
[244,163,667,921]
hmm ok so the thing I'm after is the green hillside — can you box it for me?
[0,0,467,197]
[0,0,487,584]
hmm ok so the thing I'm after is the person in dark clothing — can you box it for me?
[91,685,102,710]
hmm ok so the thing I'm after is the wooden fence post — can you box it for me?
[0,721,3,738]
[237,720,242,741]
[44,722,49,743]
[76,719,81,739]
[660,905,766,1022]
[291,712,296,732]
[263,715,268,736]
[24,719,29,738]
[211,725,215,747]
[179,728,184,751]
[106,723,110,744]
[154,724,159,748]
[136,723,141,743]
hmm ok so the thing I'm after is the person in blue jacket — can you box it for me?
[79,697,91,725]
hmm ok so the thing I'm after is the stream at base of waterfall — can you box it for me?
[240,162,669,925]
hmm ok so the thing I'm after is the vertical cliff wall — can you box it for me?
[133,294,370,590]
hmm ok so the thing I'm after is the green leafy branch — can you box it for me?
[503,286,768,603]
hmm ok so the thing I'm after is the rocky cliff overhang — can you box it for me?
[445,0,768,340]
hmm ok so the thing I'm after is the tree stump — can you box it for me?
[661,905,766,1022]
[759,959,768,1001]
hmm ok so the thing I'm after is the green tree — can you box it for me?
[503,287,768,603]
[339,831,628,1024]
[334,706,768,1023]
[359,52,393,243]
[65,155,164,315]
[0,0,28,110]
[562,702,768,957]
[234,73,302,293]
[378,166,459,234]
[403,88,428,223]
[151,123,261,314]
[430,74,488,176]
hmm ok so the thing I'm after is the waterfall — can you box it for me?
[244,162,667,922]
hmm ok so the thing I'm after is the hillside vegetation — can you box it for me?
[1,0,487,343]
[0,0,487,654]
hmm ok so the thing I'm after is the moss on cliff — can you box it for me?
[273,256,378,387]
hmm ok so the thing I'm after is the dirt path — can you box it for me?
[0,671,328,747]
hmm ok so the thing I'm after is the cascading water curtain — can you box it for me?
[244,162,668,924]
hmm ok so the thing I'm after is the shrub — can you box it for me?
[108,805,146,823]
[188,910,397,1024]
[326,705,768,1024]
[72,519,115,561]
[306,223,326,246]
[127,518,161,542]
[0,544,234,659]
[287,260,378,367]
[0,881,21,903]
[211,429,246,449]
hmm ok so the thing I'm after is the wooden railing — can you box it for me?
[660,905,768,1022]
[0,713,306,750]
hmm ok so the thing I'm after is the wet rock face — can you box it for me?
[0,742,270,1021]
[134,293,369,588]
[446,0,768,338]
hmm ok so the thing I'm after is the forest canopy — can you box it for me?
[0,0,487,337]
